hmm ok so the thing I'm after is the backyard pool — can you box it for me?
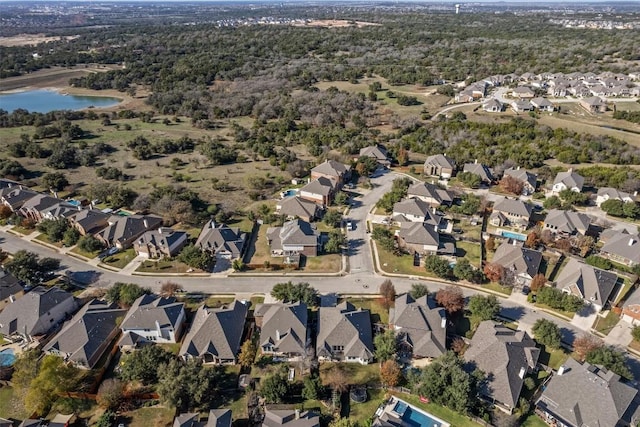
[501,230,527,241]
[0,348,16,367]
[281,189,299,198]
[389,398,450,427]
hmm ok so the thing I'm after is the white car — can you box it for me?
[346,220,354,231]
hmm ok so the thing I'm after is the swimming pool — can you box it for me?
[0,348,16,367]
[403,406,446,427]
[281,189,299,198]
[501,230,526,241]
[393,400,408,415]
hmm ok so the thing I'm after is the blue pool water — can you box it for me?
[402,407,444,427]
[393,401,408,415]
[501,230,527,241]
[282,189,298,198]
[0,348,16,367]
[0,89,120,113]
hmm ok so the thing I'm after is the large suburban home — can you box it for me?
[596,187,635,207]
[463,321,539,414]
[511,100,534,113]
[276,196,322,222]
[68,209,110,236]
[463,161,494,184]
[43,299,127,369]
[0,286,77,341]
[0,269,24,312]
[503,167,537,195]
[18,194,70,223]
[543,209,591,237]
[555,258,618,312]
[491,241,543,286]
[390,294,446,360]
[310,159,351,187]
[267,219,320,258]
[358,145,390,168]
[255,302,309,360]
[316,301,373,364]
[512,86,536,98]
[601,231,640,267]
[39,201,80,221]
[536,358,640,427]
[490,197,533,230]
[395,222,455,256]
[262,409,320,427]
[179,300,248,365]
[1,187,38,212]
[530,97,555,112]
[134,227,188,259]
[95,214,163,250]
[119,294,186,348]
[423,154,456,179]
[482,99,504,113]
[552,170,585,194]
[392,198,443,225]
[406,182,455,207]
[580,96,607,113]
[298,177,335,207]
[195,221,247,261]
[174,410,232,427]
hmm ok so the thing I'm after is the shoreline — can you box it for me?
[0,85,139,111]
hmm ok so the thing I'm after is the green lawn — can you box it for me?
[302,254,342,273]
[375,244,435,278]
[10,225,36,235]
[101,247,137,269]
[390,392,484,427]
[593,310,620,335]
[137,259,199,274]
[33,233,64,247]
[0,336,6,346]
[534,302,576,320]
[457,241,482,268]
[345,297,389,325]
[538,346,570,370]
[348,388,385,424]
[121,406,176,427]
[522,414,550,427]
[250,295,265,307]
[0,387,30,420]
[483,282,513,296]
[320,362,380,386]
[69,245,101,259]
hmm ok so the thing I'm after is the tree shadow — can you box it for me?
[499,305,526,321]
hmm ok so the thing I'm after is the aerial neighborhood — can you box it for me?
[2,3,640,427]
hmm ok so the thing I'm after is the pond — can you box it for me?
[0,89,121,113]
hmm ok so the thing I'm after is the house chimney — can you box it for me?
[475,159,478,164]
[434,225,438,232]
[158,228,162,235]
[143,219,149,228]
[155,320,161,333]
[519,367,526,379]
[441,317,446,329]
[557,365,566,376]
[276,330,281,341]
[512,239,517,246]
[635,191,638,197]
[9,295,15,303]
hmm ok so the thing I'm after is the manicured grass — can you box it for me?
[483,282,513,296]
[522,414,550,427]
[320,362,380,386]
[544,255,566,281]
[245,224,276,266]
[205,296,236,308]
[629,339,640,353]
[345,297,389,325]
[593,310,620,335]
[375,244,435,278]
[0,336,6,346]
[389,392,484,427]
[613,278,634,305]
[158,343,182,355]
[10,225,36,235]
[534,302,575,320]
[303,254,341,273]
[121,406,176,427]
[348,388,385,423]
[228,216,256,234]
[250,295,265,307]
[33,233,64,247]
[538,346,569,370]
[101,247,136,269]
[0,387,30,420]
[69,245,101,259]
[136,259,198,273]
[457,241,481,268]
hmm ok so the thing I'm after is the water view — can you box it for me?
[0,89,120,113]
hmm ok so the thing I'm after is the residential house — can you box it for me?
[552,169,584,193]
[555,258,618,311]
[276,196,322,222]
[596,187,634,207]
[482,99,504,113]
[530,97,555,111]
[503,167,537,195]
[0,418,12,427]
[601,231,640,267]
[299,177,335,206]
[267,219,320,258]
[0,178,20,190]
[463,321,539,413]
[255,302,309,360]
[512,86,536,99]
[134,227,188,259]
[390,294,446,360]
[310,159,351,187]
[195,221,248,261]
[543,209,591,237]
[119,294,186,348]
[397,222,447,256]
[0,268,24,312]
[95,214,163,250]
[316,301,373,364]
[43,299,127,369]
[536,358,640,427]
[207,410,232,427]
[423,154,456,179]
[0,187,38,212]
[455,90,474,103]
[0,286,77,341]
[491,241,543,286]
[490,197,533,230]
[580,96,607,113]
[179,300,248,364]
[463,161,494,184]
[262,409,320,427]
[622,287,640,326]
[406,182,454,207]
[18,421,44,427]
[39,201,79,221]
[511,100,534,112]
[358,145,390,168]
[392,198,443,225]
[173,413,200,427]
[68,209,110,236]
[18,194,71,223]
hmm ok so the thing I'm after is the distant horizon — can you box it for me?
[1,0,640,3]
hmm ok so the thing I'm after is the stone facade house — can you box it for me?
[406,182,454,207]
[490,197,532,230]
[95,214,163,250]
[310,160,351,187]
[423,154,456,179]
[195,221,247,261]
[134,227,188,259]
[503,167,537,195]
[267,219,320,258]
[543,209,591,237]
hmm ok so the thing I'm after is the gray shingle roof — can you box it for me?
[120,294,185,332]
[492,241,543,279]
[1,188,38,210]
[464,321,539,409]
[359,145,388,161]
[207,409,232,427]
[19,194,64,214]
[537,358,639,427]
[174,413,199,427]
[553,171,584,190]
[544,209,591,235]
[179,300,248,362]
[311,160,350,178]
[277,197,321,220]
[262,409,320,427]
[601,231,640,265]
[424,154,455,169]
[555,258,618,307]
[407,182,454,205]
[300,177,334,196]
[463,163,494,182]
[393,198,442,224]
[493,197,533,218]
[503,167,537,190]
[96,214,163,247]
[0,269,23,301]
[597,187,632,201]
[0,286,76,337]
[267,219,318,250]
[68,209,110,234]
[195,221,247,258]
[391,294,446,359]
[316,301,373,362]
[257,302,308,356]
[43,299,127,368]
[138,227,187,253]
[397,222,440,247]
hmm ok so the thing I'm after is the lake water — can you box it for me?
[0,89,120,113]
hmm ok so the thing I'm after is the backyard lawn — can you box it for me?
[121,406,176,427]
[522,414,550,427]
[320,362,381,386]
[538,346,569,370]
[457,241,481,268]
[345,297,389,324]
[347,388,385,423]
[389,392,484,427]
[0,387,30,420]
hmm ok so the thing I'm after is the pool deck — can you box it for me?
[374,396,450,427]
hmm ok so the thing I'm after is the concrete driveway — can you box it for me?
[571,305,599,331]
[605,319,633,348]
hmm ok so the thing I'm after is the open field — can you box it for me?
[0,34,79,47]
[0,64,123,92]
[120,406,175,427]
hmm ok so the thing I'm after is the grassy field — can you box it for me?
[593,310,620,335]
[345,297,389,325]
[33,233,64,247]
[457,241,481,268]
[302,254,342,273]
[375,243,435,278]
[0,387,30,420]
[100,247,136,269]
[137,259,198,274]
[120,406,175,427]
